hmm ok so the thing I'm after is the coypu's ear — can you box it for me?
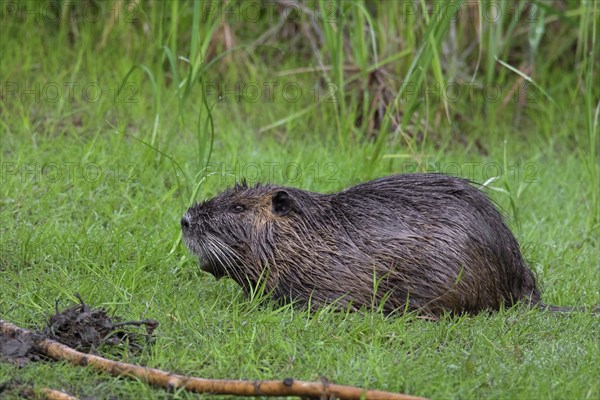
[272,190,293,216]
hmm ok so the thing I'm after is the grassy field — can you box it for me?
[1,0,599,399]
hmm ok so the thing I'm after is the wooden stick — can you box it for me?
[39,388,78,400]
[2,384,78,400]
[1,320,426,400]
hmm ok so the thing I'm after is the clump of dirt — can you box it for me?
[0,332,40,368]
[0,293,158,367]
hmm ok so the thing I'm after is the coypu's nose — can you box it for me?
[181,213,191,230]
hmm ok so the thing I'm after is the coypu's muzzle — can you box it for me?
[197,259,227,280]
[181,210,228,280]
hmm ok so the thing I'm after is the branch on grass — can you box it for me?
[38,388,77,400]
[1,320,426,400]
[39,387,78,400]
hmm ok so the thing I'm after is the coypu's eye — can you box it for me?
[230,204,246,213]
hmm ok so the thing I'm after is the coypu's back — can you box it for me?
[182,174,544,315]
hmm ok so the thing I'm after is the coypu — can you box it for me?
[181,173,590,315]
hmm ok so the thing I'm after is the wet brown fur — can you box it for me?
[182,174,556,316]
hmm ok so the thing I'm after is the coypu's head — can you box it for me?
[181,182,303,287]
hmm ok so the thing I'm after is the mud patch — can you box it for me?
[1,293,158,366]
[0,334,40,368]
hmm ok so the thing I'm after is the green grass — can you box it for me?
[1,1,599,399]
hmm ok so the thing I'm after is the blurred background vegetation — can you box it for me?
[2,0,597,163]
